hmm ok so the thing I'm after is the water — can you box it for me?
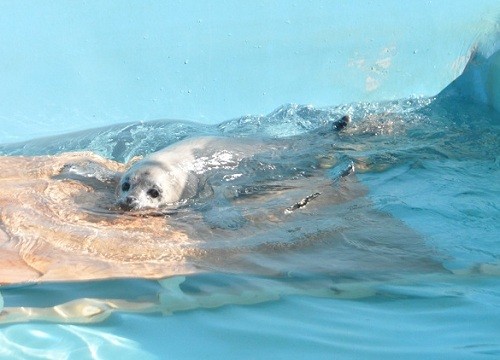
[0,95,499,358]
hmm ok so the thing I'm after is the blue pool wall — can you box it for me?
[0,0,498,143]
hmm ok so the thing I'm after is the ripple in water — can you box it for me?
[0,96,498,328]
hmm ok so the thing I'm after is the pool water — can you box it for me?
[0,88,499,358]
[0,0,499,357]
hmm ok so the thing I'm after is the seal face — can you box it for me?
[118,161,180,210]
[117,152,204,210]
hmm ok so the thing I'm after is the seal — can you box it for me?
[116,115,351,211]
[116,136,260,210]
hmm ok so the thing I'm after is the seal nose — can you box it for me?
[120,196,138,210]
[126,196,137,206]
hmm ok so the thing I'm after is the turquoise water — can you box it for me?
[1,0,497,141]
[0,1,498,357]
[0,92,499,358]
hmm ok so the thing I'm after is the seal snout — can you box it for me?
[119,195,139,211]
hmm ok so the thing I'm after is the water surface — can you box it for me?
[0,95,499,358]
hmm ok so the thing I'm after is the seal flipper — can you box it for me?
[314,114,350,137]
[333,115,351,131]
[284,162,357,213]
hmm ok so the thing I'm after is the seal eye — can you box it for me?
[147,188,160,199]
[121,182,130,192]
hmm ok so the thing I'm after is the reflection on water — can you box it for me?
[2,273,500,358]
[0,324,157,359]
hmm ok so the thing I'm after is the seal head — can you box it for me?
[117,160,191,210]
